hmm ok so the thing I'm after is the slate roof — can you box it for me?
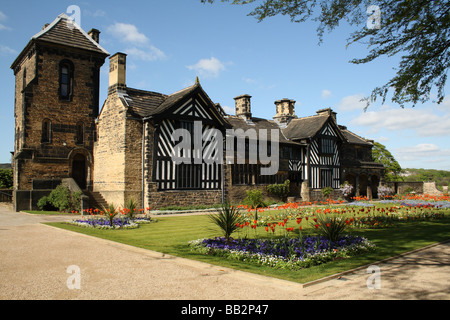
[32,13,109,55]
[226,116,301,145]
[282,115,329,141]
[339,126,373,146]
[11,13,109,69]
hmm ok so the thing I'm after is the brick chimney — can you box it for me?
[234,94,252,120]
[273,98,296,125]
[88,28,100,44]
[109,52,127,92]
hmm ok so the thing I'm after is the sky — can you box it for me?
[1,0,449,170]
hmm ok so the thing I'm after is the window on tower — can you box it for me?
[59,60,74,100]
[41,119,51,143]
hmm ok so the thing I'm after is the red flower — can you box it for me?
[314,224,319,229]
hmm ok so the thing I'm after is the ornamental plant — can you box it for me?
[313,214,348,242]
[208,202,244,243]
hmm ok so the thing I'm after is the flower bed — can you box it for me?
[189,235,375,270]
[69,216,154,230]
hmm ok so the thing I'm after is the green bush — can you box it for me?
[37,196,57,211]
[322,187,334,199]
[38,185,81,212]
[266,180,290,201]
[0,169,13,189]
[242,189,267,209]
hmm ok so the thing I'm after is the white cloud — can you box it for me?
[107,22,166,61]
[107,22,149,45]
[243,77,256,84]
[0,11,11,31]
[0,45,16,55]
[126,46,166,62]
[351,106,450,137]
[395,144,450,167]
[321,89,332,99]
[222,105,235,114]
[337,93,366,111]
[187,57,226,78]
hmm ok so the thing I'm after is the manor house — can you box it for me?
[11,13,384,211]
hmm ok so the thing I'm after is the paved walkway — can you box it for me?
[0,204,449,300]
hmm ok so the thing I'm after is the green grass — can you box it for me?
[49,208,450,284]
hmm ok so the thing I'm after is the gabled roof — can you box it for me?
[282,114,329,140]
[11,13,109,69]
[116,81,230,128]
[339,126,373,146]
[226,116,301,145]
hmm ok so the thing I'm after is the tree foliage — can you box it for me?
[0,169,13,189]
[372,141,402,181]
[202,0,450,108]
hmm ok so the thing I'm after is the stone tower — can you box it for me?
[10,13,109,211]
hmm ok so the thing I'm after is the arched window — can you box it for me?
[76,122,84,145]
[42,119,51,143]
[59,60,74,100]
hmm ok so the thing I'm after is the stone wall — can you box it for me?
[146,183,223,209]
[93,93,127,206]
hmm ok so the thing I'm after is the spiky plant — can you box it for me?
[208,202,244,243]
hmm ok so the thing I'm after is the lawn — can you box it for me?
[49,199,450,284]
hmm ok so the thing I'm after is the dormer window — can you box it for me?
[59,60,74,100]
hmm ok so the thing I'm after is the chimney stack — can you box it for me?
[234,94,252,120]
[109,52,127,92]
[88,28,101,44]
[273,98,296,125]
[316,108,337,122]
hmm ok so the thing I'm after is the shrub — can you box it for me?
[40,185,81,212]
[242,189,267,209]
[378,186,395,199]
[37,196,57,211]
[340,182,354,198]
[266,180,290,201]
[322,187,334,199]
[208,202,244,243]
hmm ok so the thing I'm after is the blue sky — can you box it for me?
[1,0,449,170]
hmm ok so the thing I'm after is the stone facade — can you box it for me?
[11,14,108,211]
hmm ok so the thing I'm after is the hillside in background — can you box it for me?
[401,168,450,189]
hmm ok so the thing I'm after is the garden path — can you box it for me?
[0,206,448,300]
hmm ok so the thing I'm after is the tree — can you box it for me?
[372,142,402,181]
[202,0,450,108]
[0,169,13,189]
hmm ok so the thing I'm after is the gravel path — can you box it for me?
[1,205,449,300]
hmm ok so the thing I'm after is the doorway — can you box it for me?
[72,154,86,189]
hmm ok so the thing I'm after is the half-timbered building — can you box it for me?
[11,14,383,211]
